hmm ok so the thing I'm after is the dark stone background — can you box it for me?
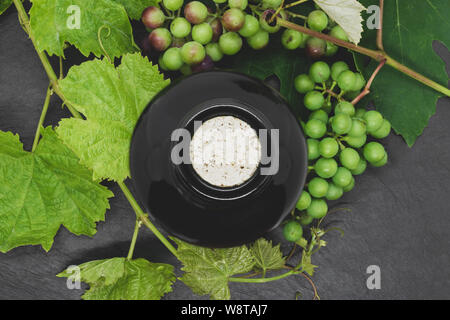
[1,5,449,300]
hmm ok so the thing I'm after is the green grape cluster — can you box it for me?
[283,60,391,242]
[141,0,349,74]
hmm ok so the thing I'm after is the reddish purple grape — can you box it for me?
[192,55,214,73]
[210,18,223,42]
[184,1,208,24]
[149,28,172,52]
[141,6,165,29]
[221,8,245,31]
[306,37,326,59]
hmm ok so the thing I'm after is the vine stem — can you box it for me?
[127,220,140,260]
[377,0,384,51]
[352,59,386,105]
[277,18,450,97]
[229,269,300,283]
[118,181,178,258]
[31,85,52,152]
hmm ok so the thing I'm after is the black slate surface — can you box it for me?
[1,5,450,300]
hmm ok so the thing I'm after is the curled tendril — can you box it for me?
[97,25,112,63]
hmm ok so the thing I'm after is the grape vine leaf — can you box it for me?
[172,238,255,300]
[355,0,449,146]
[112,0,161,20]
[314,0,366,44]
[0,127,113,253]
[232,44,311,119]
[29,0,137,58]
[249,238,286,273]
[56,53,170,182]
[57,258,175,300]
[0,0,13,15]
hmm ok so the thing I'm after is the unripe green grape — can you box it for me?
[142,6,165,29]
[205,43,223,62]
[149,28,172,51]
[162,47,183,71]
[294,74,315,94]
[184,1,208,24]
[309,109,328,123]
[363,141,386,164]
[163,0,183,11]
[372,152,388,167]
[325,41,338,56]
[158,55,168,71]
[331,61,349,81]
[351,158,367,175]
[305,119,327,139]
[343,177,355,192]
[354,108,366,119]
[306,37,326,59]
[319,137,338,158]
[335,101,355,116]
[296,191,312,210]
[180,41,206,65]
[283,221,303,242]
[307,138,320,160]
[246,29,269,49]
[180,64,192,75]
[370,119,391,139]
[309,61,330,83]
[262,0,282,9]
[337,70,356,92]
[304,91,325,111]
[229,0,248,10]
[298,33,309,48]
[281,29,303,50]
[332,167,353,188]
[192,22,213,44]
[314,157,338,178]
[326,183,343,201]
[308,177,329,198]
[307,10,328,32]
[260,10,280,33]
[351,73,366,92]
[329,25,348,41]
[299,214,314,226]
[219,32,243,55]
[343,134,367,148]
[239,15,259,37]
[339,147,360,170]
[348,118,366,137]
[332,113,352,134]
[307,198,328,219]
[363,110,383,133]
[222,8,245,31]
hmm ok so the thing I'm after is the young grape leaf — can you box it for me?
[355,0,449,146]
[0,127,113,253]
[172,238,255,300]
[112,0,161,20]
[0,0,13,15]
[249,238,286,273]
[57,258,175,300]
[300,251,318,277]
[56,53,170,181]
[232,44,311,119]
[29,0,137,58]
[314,0,366,44]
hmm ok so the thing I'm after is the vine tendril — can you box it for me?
[97,25,112,63]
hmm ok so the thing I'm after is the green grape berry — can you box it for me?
[163,0,184,11]
[348,118,366,137]
[307,138,320,160]
[180,64,192,75]
[180,41,206,65]
[307,198,328,219]
[294,74,315,94]
[307,10,328,32]
[283,221,303,242]
[354,107,366,119]
[335,101,355,116]
[325,41,338,56]
[351,158,367,175]
[331,61,349,81]
[343,177,355,192]
[299,214,314,226]
[304,91,325,111]
[332,167,353,188]
[309,109,328,123]
[326,183,343,201]
[329,25,348,41]
[314,157,338,178]
[281,29,303,50]
[222,8,245,31]
[372,153,388,167]
[339,147,360,170]
[363,110,384,133]
[158,55,168,71]
[309,61,330,83]
[305,119,327,138]
[343,134,367,148]
[296,191,312,210]
[337,70,356,92]
[262,0,282,9]
[351,73,366,92]
[319,137,339,158]
[170,17,191,38]
[260,10,281,33]
[239,14,259,37]
[370,119,391,139]
[332,113,352,134]
[308,177,329,198]
[184,1,208,24]
[363,141,386,164]
[246,29,269,50]
[205,43,223,62]
[142,6,165,29]
[229,0,248,10]
[219,32,243,55]
[162,47,183,71]
[192,22,213,44]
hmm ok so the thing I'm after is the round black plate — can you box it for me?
[130,71,308,247]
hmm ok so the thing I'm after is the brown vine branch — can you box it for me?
[377,0,384,51]
[352,59,386,105]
